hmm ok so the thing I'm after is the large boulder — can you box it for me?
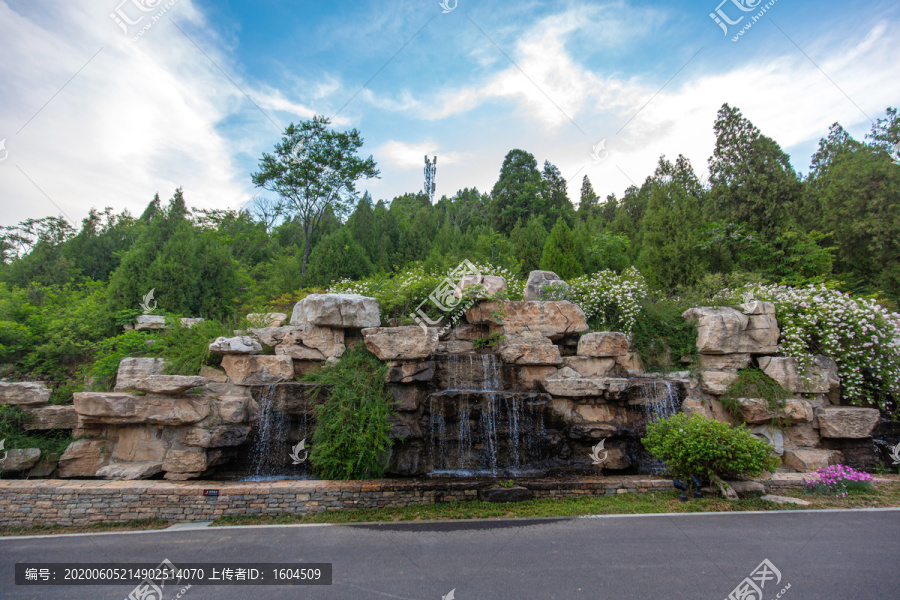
[784,448,844,472]
[220,355,294,385]
[456,274,507,299]
[209,336,263,355]
[97,462,163,480]
[0,381,51,405]
[524,270,569,301]
[276,325,345,361]
[816,407,880,438]
[23,405,78,430]
[735,397,813,425]
[465,301,588,340]
[682,305,779,354]
[0,448,41,472]
[216,396,249,424]
[290,293,380,328]
[749,425,784,457]
[499,335,563,366]
[577,332,628,357]
[58,440,106,477]
[758,356,839,394]
[699,371,738,396]
[163,449,208,473]
[249,326,295,347]
[112,427,167,462]
[73,392,211,425]
[539,373,609,397]
[362,326,439,360]
[115,357,167,392]
[387,361,435,383]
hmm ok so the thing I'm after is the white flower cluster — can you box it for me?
[566,267,649,334]
[718,283,900,411]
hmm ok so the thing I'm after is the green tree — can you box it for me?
[306,228,374,287]
[578,175,599,217]
[251,116,379,278]
[490,149,544,234]
[707,104,801,236]
[510,215,549,274]
[540,217,583,279]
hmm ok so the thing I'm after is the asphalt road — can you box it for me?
[1,508,898,600]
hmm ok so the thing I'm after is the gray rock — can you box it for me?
[363,326,439,360]
[0,448,41,472]
[0,381,51,406]
[96,462,163,480]
[182,425,251,448]
[209,336,263,355]
[466,301,588,340]
[115,357,167,392]
[760,494,810,506]
[58,440,107,477]
[524,270,569,301]
[816,407,880,438]
[682,306,779,354]
[577,332,628,357]
[73,392,211,425]
[134,315,167,330]
[23,405,79,430]
[478,485,534,503]
[290,293,380,328]
[119,375,207,395]
[758,356,840,394]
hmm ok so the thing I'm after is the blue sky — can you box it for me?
[1,0,898,226]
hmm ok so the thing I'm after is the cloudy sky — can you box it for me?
[1,0,898,227]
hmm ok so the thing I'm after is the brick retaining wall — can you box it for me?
[0,477,676,529]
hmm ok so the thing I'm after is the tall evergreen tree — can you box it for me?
[540,217,583,279]
[490,149,544,234]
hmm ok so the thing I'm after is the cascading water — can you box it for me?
[246,384,293,479]
[429,354,548,476]
[632,379,683,475]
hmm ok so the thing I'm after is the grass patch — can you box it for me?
[211,482,900,528]
[0,518,169,537]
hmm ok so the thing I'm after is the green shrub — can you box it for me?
[0,406,74,470]
[643,413,778,485]
[146,317,233,375]
[79,330,153,391]
[630,300,698,371]
[304,344,394,480]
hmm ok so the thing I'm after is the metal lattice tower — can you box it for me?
[424,155,437,203]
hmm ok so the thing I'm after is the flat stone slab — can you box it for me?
[477,485,535,503]
[760,494,811,506]
[466,301,588,340]
[363,326,440,360]
[23,405,78,430]
[0,382,50,406]
[73,392,211,425]
[97,462,163,480]
[221,355,294,385]
[120,375,207,395]
[134,314,167,330]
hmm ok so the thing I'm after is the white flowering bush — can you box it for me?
[329,261,524,323]
[566,267,649,334]
[717,283,900,413]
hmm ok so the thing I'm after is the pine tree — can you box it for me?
[539,217,583,279]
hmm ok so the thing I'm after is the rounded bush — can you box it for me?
[643,413,779,482]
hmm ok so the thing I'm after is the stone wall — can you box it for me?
[0,477,675,528]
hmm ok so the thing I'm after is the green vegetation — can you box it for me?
[0,106,897,417]
[303,344,395,480]
[643,413,779,486]
[0,406,74,466]
[0,518,169,537]
[720,367,792,427]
